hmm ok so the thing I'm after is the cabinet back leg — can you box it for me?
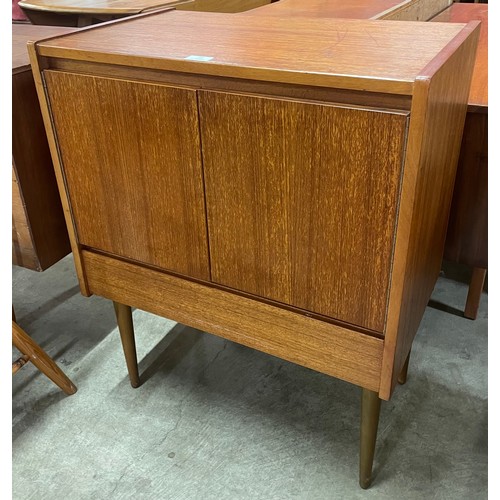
[359,388,381,489]
[464,267,487,320]
[113,302,141,388]
[398,349,411,385]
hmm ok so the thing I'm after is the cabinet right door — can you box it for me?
[199,91,409,333]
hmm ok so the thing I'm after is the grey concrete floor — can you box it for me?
[12,255,487,499]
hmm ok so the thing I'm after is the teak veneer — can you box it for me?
[177,0,271,13]
[18,0,191,26]
[12,24,74,271]
[246,0,452,21]
[433,3,488,319]
[28,10,479,488]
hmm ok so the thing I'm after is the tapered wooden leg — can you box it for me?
[397,349,411,385]
[464,267,486,320]
[12,321,77,395]
[359,388,381,489]
[113,301,141,388]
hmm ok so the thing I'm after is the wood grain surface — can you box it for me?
[44,71,210,280]
[246,0,451,20]
[29,5,481,403]
[378,0,451,21]
[34,12,468,95]
[380,22,480,399]
[27,44,90,292]
[444,111,487,268]
[244,0,406,18]
[83,250,384,392]
[19,0,187,14]
[12,66,71,271]
[178,0,270,13]
[45,58,413,113]
[12,166,38,270]
[13,24,76,73]
[12,321,77,395]
[12,25,76,272]
[432,4,487,111]
[200,91,408,332]
[434,4,488,292]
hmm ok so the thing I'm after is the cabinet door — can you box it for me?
[199,91,408,332]
[45,71,210,280]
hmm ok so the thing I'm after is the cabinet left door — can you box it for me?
[45,71,210,281]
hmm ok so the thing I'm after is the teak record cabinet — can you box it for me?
[29,11,479,488]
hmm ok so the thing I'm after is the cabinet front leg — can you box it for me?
[113,301,141,388]
[359,388,381,489]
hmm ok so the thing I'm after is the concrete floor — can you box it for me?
[12,255,487,499]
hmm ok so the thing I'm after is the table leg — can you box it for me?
[464,267,486,320]
[113,301,141,388]
[359,388,381,489]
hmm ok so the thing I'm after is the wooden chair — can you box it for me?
[12,319,77,395]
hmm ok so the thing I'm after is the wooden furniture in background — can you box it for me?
[18,0,191,26]
[12,25,74,271]
[12,26,77,399]
[379,0,452,20]
[13,320,77,394]
[246,0,453,20]
[432,3,488,319]
[28,11,479,487]
[177,0,271,13]
[13,0,29,21]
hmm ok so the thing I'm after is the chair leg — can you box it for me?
[397,349,411,385]
[464,267,486,320]
[12,321,77,395]
[359,388,381,489]
[113,301,141,388]
[12,354,30,374]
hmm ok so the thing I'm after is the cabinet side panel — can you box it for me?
[44,71,210,281]
[381,26,479,399]
[200,92,407,332]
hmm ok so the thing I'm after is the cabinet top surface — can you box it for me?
[35,10,474,94]
[431,3,487,110]
[13,24,76,72]
[18,0,187,14]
